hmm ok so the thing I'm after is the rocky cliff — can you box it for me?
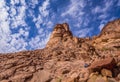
[0,19,120,82]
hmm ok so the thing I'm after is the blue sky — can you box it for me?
[0,0,120,53]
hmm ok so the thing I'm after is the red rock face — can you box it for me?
[88,57,116,72]
[0,19,120,82]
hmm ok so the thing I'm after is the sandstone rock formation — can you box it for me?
[0,19,120,82]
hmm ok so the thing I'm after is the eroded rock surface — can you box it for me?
[0,19,120,82]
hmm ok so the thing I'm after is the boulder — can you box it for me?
[87,74,98,82]
[95,75,106,82]
[101,68,112,77]
[88,58,116,72]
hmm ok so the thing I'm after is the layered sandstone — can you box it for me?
[0,19,120,82]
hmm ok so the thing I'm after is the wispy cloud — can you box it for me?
[98,23,105,31]
[59,0,88,31]
[75,28,92,37]
[92,0,114,14]
[91,0,116,32]
[98,16,117,31]
[98,14,108,19]
[61,0,85,17]
[117,0,120,6]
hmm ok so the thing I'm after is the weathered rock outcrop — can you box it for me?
[0,19,120,82]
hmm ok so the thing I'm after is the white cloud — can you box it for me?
[33,0,52,29]
[92,6,101,14]
[34,15,43,29]
[60,0,88,30]
[61,0,85,17]
[28,0,38,8]
[11,6,27,28]
[98,17,115,31]
[26,0,52,51]
[18,28,29,38]
[46,21,53,28]
[109,17,117,21]
[98,17,116,32]
[0,0,52,53]
[11,37,27,50]
[103,0,113,11]
[98,14,108,19]
[38,28,44,34]
[0,0,28,53]
[10,7,17,16]
[0,0,11,48]
[99,23,105,31]
[0,0,5,8]
[39,0,50,17]
[0,0,10,34]
[92,0,115,22]
[29,32,50,49]
[10,0,20,5]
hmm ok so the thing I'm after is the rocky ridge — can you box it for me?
[0,19,120,82]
